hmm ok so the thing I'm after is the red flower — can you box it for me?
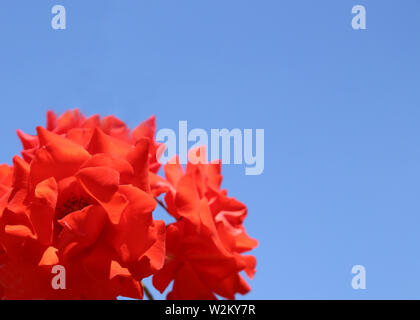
[152,147,257,299]
[0,120,165,299]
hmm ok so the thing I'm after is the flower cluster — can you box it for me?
[0,110,257,300]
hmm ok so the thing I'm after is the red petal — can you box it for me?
[53,109,84,134]
[58,204,108,256]
[87,127,131,158]
[30,127,91,186]
[106,185,156,263]
[152,260,179,293]
[16,129,38,150]
[132,115,156,142]
[65,128,94,147]
[46,110,57,131]
[30,177,58,245]
[76,167,127,223]
[82,153,134,177]
[126,138,150,193]
[174,173,201,225]
[101,116,130,142]
[164,156,184,187]
[149,172,171,197]
[38,246,59,266]
[169,263,216,300]
[12,155,29,189]
[129,219,166,279]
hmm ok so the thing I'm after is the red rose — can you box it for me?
[152,147,257,299]
[0,121,165,299]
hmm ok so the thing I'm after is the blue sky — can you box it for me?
[1,0,420,299]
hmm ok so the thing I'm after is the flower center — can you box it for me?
[56,194,92,220]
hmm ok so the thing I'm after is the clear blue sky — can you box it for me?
[1,0,420,299]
